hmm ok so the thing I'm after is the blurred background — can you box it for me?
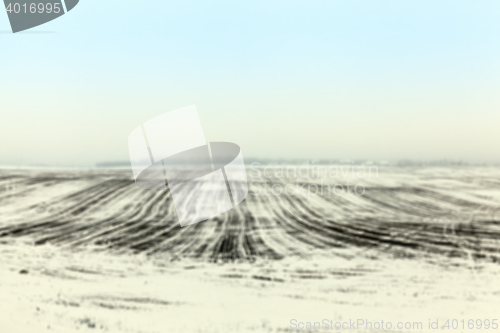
[1,0,499,166]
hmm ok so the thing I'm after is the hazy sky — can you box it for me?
[1,0,499,166]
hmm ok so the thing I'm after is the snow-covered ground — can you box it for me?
[0,166,499,332]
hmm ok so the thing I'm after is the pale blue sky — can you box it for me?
[1,0,499,166]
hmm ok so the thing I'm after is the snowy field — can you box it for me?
[0,166,499,332]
